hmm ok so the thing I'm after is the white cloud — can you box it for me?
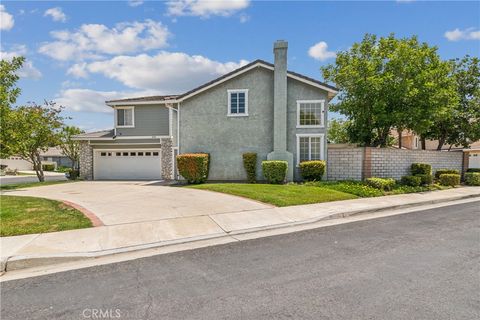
[44,7,67,22]
[0,45,42,79]
[444,28,480,41]
[55,88,162,113]
[67,63,89,78]
[308,41,336,61]
[38,20,170,61]
[0,5,14,30]
[128,0,144,7]
[167,0,250,18]
[70,51,248,92]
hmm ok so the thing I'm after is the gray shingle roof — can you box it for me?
[73,129,114,139]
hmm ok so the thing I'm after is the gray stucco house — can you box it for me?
[75,41,338,181]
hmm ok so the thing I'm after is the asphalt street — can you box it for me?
[1,201,479,320]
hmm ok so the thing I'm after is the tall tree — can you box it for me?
[0,57,25,158]
[327,119,350,144]
[321,34,456,147]
[425,56,480,150]
[59,126,84,169]
[7,101,64,182]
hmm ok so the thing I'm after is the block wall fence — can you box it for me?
[327,145,466,181]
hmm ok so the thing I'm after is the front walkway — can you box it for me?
[1,186,479,272]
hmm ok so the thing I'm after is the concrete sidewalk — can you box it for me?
[1,187,479,272]
[0,172,66,185]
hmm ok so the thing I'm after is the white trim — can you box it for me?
[296,100,325,128]
[296,133,325,166]
[90,142,162,146]
[74,135,169,141]
[227,89,249,117]
[168,107,173,137]
[115,106,135,128]
[107,100,178,106]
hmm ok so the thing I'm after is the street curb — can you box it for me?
[2,193,480,273]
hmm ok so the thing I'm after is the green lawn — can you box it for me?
[0,180,74,191]
[188,183,358,207]
[0,195,92,237]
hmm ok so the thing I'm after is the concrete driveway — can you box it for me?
[4,181,271,226]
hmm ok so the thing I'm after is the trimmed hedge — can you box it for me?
[262,160,288,184]
[299,160,326,181]
[464,172,480,186]
[434,169,459,180]
[467,168,480,173]
[242,152,257,183]
[411,163,432,175]
[42,164,55,171]
[439,173,460,187]
[416,174,433,186]
[177,153,210,184]
[401,175,422,187]
[365,177,396,191]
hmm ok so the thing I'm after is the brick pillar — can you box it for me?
[462,151,469,180]
[161,137,173,180]
[79,141,93,180]
[362,147,372,180]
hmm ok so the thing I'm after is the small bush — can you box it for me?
[42,164,55,171]
[242,152,257,183]
[411,163,432,175]
[434,169,459,180]
[365,177,396,191]
[416,174,433,185]
[262,160,288,184]
[177,153,210,184]
[439,173,460,187]
[67,169,79,180]
[401,175,422,187]
[464,172,480,186]
[467,168,480,173]
[299,160,326,181]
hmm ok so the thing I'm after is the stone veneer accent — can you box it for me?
[160,137,173,180]
[79,141,93,180]
[327,145,464,181]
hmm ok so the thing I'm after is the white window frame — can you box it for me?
[227,89,249,117]
[296,133,325,166]
[115,106,135,128]
[296,100,325,128]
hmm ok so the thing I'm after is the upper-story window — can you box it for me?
[228,89,248,116]
[116,107,134,128]
[296,100,325,128]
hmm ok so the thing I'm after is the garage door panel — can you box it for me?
[94,150,162,180]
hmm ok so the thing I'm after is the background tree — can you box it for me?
[322,34,456,147]
[327,119,350,144]
[424,55,480,150]
[0,57,25,158]
[7,101,64,182]
[59,126,84,169]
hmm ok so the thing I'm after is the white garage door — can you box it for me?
[94,150,162,180]
[469,152,480,169]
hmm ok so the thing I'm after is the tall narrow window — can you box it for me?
[228,89,248,116]
[297,134,324,165]
[116,107,134,127]
[297,100,325,127]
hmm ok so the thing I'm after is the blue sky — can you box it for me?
[1,0,479,132]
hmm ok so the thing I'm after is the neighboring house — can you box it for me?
[391,130,480,152]
[74,41,338,181]
[0,147,73,171]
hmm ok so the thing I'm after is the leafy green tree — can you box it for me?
[322,34,456,147]
[59,126,84,169]
[7,101,64,181]
[0,57,25,158]
[425,56,480,150]
[327,119,350,144]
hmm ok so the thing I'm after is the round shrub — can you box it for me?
[467,168,480,173]
[67,169,79,180]
[365,177,396,191]
[242,152,257,183]
[42,164,56,171]
[411,163,432,175]
[299,160,326,181]
[176,153,210,184]
[434,169,459,180]
[416,174,433,186]
[439,173,460,187]
[464,172,480,186]
[401,175,422,187]
[262,160,288,184]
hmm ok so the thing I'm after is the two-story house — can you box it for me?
[74,41,338,181]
